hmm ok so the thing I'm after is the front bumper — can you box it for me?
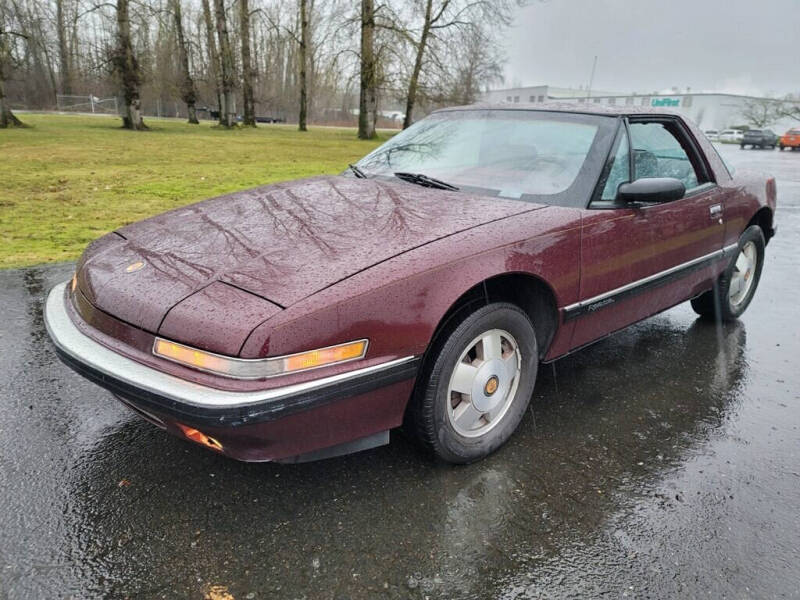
[44,282,421,460]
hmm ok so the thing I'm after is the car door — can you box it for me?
[568,116,725,350]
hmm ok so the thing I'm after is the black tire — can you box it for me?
[691,225,765,321]
[407,302,538,463]
[740,144,746,149]
[780,145,785,151]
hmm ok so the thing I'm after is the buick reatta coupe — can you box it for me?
[45,105,776,463]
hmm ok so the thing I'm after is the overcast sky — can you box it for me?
[503,0,799,97]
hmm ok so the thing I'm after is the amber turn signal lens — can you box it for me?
[284,340,367,372]
[154,339,233,375]
[71,274,77,293]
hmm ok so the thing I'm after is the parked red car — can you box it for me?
[779,128,800,150]
[45,105,777,463]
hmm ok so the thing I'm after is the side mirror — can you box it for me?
[616,177,686,205]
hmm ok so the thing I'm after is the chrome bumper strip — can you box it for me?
[45,282,418,411]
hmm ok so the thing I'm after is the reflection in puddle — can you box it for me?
[61,316,747,598]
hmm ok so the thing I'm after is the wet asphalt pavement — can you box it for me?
[2,144,799,599]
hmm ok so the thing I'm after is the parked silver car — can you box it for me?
[720,129,744,143]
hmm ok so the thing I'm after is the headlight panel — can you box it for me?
[153,338,368,380]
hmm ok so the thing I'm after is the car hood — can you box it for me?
[78,175,542,340]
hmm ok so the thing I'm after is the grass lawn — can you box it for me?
[0,113,389,269]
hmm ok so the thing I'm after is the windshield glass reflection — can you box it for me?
[357,110,605,202]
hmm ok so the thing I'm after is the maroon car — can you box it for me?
[44,104,776,463]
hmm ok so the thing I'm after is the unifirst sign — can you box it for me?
[651,97,681,107]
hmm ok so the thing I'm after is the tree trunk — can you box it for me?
[403,0,433,129]
[239,0,255,126]
[55,0,72,96]
[0,48,23,127]
[358,0,377,139]
[297,0,308,131]
[213,0,235,127]
[201,0,222,118]
[114,0,146,130]
[169,0,198,124]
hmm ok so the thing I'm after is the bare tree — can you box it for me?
[164,0,199,125]
[168,0,198,123]
[401,0,432,129]
[0,29,25,127]
[742,97,779,129]
[113,0,146,129]
[297,0,308,131]
[55,0,71,94]
[0,0,522,128]
[201,0,222,115]
[213,0,235,126]
[775,95,800,123]
[399,0,519,128]
[431,23,503,105]
[358,0,377,139]
[239,0,255,126]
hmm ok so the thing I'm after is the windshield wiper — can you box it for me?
[347,163,368,178]
[393,172,459,191]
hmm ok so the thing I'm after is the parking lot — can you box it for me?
[1,143,798,599]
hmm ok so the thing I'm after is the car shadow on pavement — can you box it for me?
[63,316,747,598]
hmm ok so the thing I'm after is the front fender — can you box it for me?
[240,207,582,365]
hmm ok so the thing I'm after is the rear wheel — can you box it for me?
[691,225,765,321]
[408,303,538,463]
[780,144,785,151]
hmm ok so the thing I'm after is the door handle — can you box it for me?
[709,204,723,224]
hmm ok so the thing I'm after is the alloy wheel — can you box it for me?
[729,241,758,308]
[446,328,522,437]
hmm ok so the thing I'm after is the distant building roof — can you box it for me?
[482,85,625,99]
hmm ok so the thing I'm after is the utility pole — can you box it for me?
[587,55,597,99]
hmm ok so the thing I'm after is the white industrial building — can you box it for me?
[481,85,621,104]
[480,85,800,133]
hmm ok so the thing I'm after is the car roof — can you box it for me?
[433,101,684,119]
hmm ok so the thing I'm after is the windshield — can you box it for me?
[355,109,616,207]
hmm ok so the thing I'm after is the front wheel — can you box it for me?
[780,145,785,151]
[407,303,538,463]
[691,225,765,321]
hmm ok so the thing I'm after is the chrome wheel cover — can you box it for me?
[729,241,757,308]
[446,328,522,438]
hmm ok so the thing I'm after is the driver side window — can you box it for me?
[629,122,699,190]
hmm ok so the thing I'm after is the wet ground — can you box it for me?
[1,144,799,599]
